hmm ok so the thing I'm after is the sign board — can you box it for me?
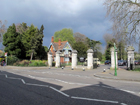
[5,52,7,56]
[79,57,85,62]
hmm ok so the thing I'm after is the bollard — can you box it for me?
[103,69,106,72]
[83,68,85,71]
[72,68,73,70]
[62,67,64,69]
[49,67,50,69]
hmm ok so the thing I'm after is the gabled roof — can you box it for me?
[49,41,73,51]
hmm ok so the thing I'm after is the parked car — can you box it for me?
[135,60,140,65]
[118,60,123,66]
[104,60,111,65]
[123,60,127,65]
[84,58,100,66]
[93,58,101,66]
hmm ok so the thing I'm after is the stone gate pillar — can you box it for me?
[87,49,93,69]
[55,50,61,67]
[48,51,53,67]
[110,47,118,69]
[127,46,135,70]
[72,50,77,69]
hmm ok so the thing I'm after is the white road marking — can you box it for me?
[49,86,70,97]
[0,73,123,104]
[121,103,127,105]
[27,75,139,96]
[26,83,48,87]
[120,89,135,94]
[71,96,119,104]
[1,70,140,97]
[28,75,92,86]
[21,79,25,84]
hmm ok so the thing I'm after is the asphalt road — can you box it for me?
[0,65,140,105]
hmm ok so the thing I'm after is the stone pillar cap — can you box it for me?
[127,46,135,51]
[87,49,93,53]
[72,50,77,53]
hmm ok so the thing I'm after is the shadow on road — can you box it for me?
[0,71,139,105]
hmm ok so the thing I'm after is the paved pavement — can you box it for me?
[94,66,140,82]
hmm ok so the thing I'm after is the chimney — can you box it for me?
[51,36,54,42]
[59,39,61,46]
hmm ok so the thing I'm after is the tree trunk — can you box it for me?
[30,50,34,60]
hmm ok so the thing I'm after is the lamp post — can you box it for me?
[114,43,117,76]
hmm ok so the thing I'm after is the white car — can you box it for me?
[84,58,100,66]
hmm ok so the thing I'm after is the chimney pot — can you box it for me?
[59,39,61,46]
[51,36,54,42]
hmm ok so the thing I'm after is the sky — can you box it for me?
[0,0,112,53]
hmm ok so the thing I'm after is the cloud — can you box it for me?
[1,0,111,53]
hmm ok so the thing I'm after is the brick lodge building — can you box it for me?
[48,36,73,63]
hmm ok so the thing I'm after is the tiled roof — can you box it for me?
[52,41,67,51]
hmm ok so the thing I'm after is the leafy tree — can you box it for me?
[94,50,102,61]
[54,28,75,45]
[86,38,101,51]
[117,41,126,60]
[3,23,21,57]
[72,42,88,58]
[105,38,117,60]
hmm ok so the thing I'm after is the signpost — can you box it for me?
[114,43,117,76]
[5,52,7,66]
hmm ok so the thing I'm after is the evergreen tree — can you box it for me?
[3,23,21,57]
[22,24,39,60]
[36,25,45,59]
[16,22,28,59]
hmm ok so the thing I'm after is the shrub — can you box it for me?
[52,61,55,67]
[60,63,66,67]
[7,56,19,65]
[14,60,30,66]
[29,60,47,66]
[132,68,140,71]
[65,62,71,66]
[13,60,47,67]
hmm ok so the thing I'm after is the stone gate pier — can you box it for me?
[127,46,135,70]
[110,47,118,69]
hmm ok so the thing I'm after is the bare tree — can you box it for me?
[103,33,114,44]
[74,32,87,44]
[0,20,7,50]
[16,22,28,34]
[0,20,7,42]
[104,0,140,45]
